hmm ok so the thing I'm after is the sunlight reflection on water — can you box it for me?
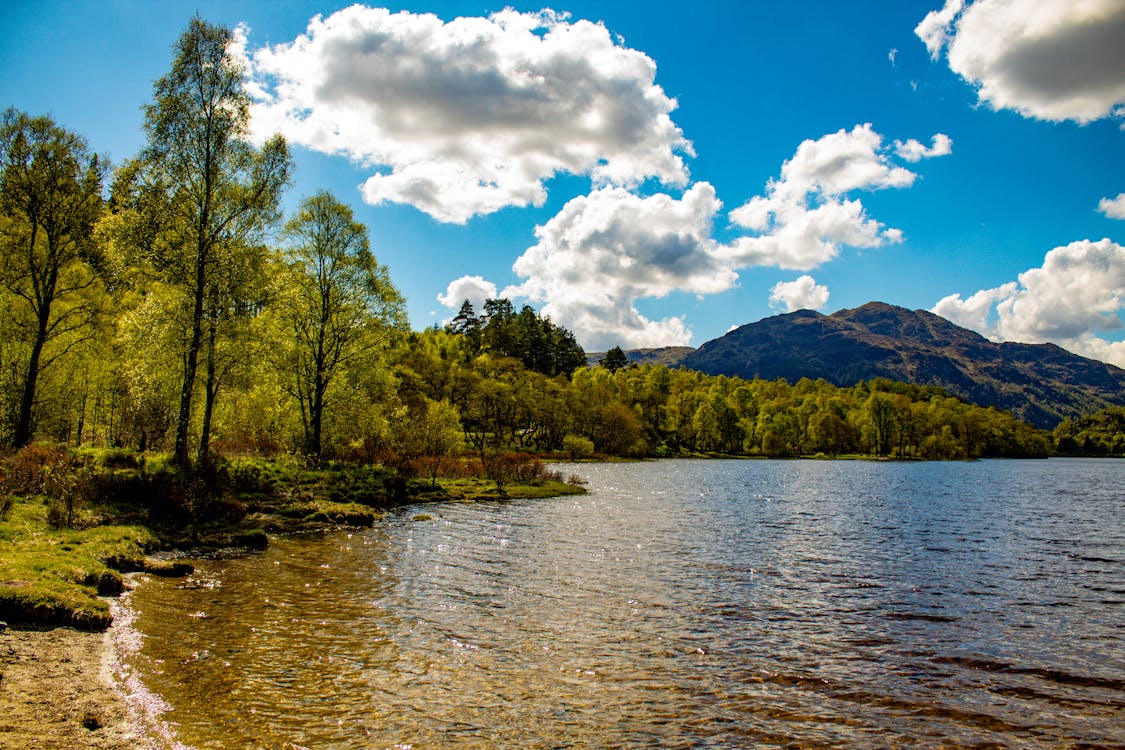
[121,458,1125,748]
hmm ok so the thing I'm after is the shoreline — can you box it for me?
[0,620,139,749]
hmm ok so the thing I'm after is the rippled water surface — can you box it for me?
[121,459,1125,748]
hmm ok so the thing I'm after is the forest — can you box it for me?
[0,17,1109,480]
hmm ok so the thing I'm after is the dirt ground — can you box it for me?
[0,624,140,749]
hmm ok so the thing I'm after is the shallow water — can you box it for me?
[120,458,1125,748]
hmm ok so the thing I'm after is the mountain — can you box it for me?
[678,302,1125,428]
[586,346,695,368]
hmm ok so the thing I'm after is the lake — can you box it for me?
[115,458,1124,748]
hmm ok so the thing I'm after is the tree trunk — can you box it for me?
[198,311,220,464]
[13,293,53,448]
[173,242,208,465]
[308,374,325,461]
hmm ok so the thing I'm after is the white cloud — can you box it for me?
[932,238,1125,367]
[728,124,950,270]
[916,0,1125,124]
[916,0,966,58]
[933,282,1017,332]
[894,133,954,162]
[436,275,497,314]
[473,124,950,348]
[1098,193,1125,219]
[239,7,691,223]
[769,275,830,312]
[499,183,736,350]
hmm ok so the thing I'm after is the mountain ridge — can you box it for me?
[618,302,1125,428]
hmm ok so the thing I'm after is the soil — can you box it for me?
[0,623,139,749]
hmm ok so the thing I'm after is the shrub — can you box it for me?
[1,444,73,495]
[43,464,98,529]
[562,434,595,460]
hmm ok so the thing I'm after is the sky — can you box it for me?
[2,0,1124,364]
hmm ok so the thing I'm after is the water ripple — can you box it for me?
[122,458,1125,748]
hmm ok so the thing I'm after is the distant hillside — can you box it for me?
[679,302,1125,428]
[586,346,695,368]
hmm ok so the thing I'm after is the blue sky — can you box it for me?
[2,1,1123,363]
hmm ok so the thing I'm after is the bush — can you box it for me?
[481,451,553,492]
[43,464,98,529]
[562,434,595,460]
[1,444,73,495]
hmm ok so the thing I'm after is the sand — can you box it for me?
[0,623,140,749]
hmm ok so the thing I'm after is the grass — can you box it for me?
[0,450,586,630]
[0,499,158,630]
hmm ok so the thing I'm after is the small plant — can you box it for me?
[1,443,73,495]
[43,463,96,529]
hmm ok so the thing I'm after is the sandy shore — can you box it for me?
[0,623,140,749]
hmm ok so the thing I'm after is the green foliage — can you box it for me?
[599,346,629,372]
[125,16,292,464]
[278,192,406,460]
[446,298,586,377]
[562,434,595,460]
[0,108,108,448]
[1054,406,1125,456]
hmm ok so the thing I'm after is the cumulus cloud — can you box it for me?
[1098,193,1125,219]
[933,238,1125,367]
[238,7,691,223]
[769,275,830,313]
[447,124,950,348]
[496,183,735,350]
[916,0,1125,124]
[728,124,950,270]
[436,275,497,313]
[894,133,954,162]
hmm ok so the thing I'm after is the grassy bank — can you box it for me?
[0,447,584,631]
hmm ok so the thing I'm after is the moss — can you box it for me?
[0,582,112,631]
[143,559,195,577]
[0,498,165,630]
[231,529,269,550]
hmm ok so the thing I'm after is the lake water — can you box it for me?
[115,458,1125,748]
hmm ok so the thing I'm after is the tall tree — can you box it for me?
[132,16,291,464]
[599,346,628,372]
[0,109,106,447]
[281,192,406,460]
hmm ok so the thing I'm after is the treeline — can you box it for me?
[0,16,1080,469]
[389,331,1052,460]
[1053,406,1125,456]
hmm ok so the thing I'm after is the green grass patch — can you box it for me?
[436,477,586,502]
[0,498,158,630]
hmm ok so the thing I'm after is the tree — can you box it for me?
[446,300,482,351]
[599,346,628,372]
[281,192,406,460]
[395,399,464,486]
[131,16,291,464]
[0,110,107,447]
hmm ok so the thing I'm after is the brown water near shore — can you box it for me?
[116,458,1124,748]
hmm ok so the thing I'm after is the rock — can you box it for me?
[143,559,194,577]
[81,711,102,730]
